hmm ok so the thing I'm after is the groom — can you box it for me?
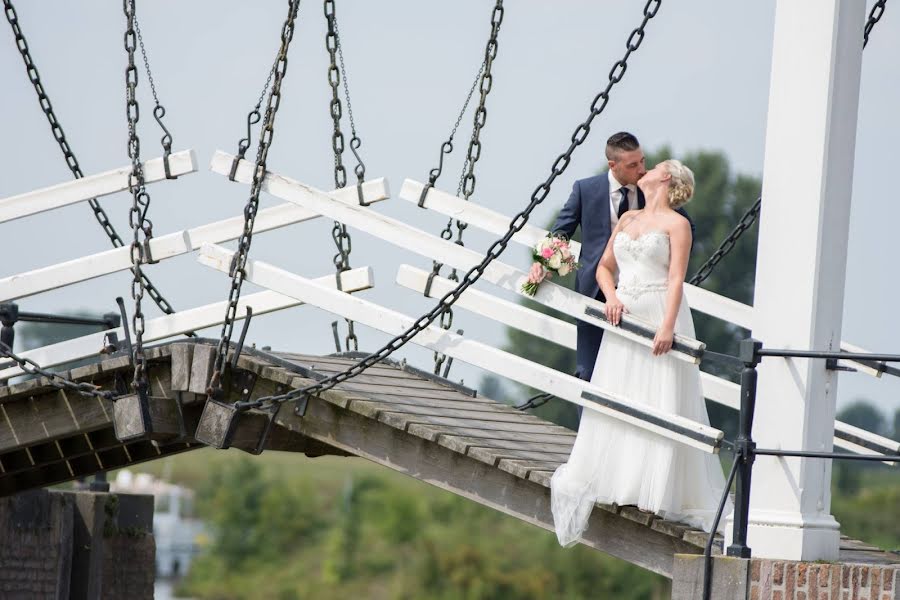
[550,132,695,387]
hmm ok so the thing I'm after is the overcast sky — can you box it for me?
[2,1,898,419]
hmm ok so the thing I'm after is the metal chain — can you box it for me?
[234,61,278,162]
[237,0,665,412]
[325,0,359,352]
[688,197,761,287]
[133,11,175,160]
[2,0,184,322]
[0,343,115,400]
[864,0,887,47]
[435,0,505,376]
[689,3,886,288]
[124,0,152,395]
[210,0,302,394]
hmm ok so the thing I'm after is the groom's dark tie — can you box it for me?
[617,187,630,219]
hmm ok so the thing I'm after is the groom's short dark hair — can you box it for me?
[606,132,640,161]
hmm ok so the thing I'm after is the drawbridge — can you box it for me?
[2,0,900,597]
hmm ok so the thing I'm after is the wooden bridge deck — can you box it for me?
[0,341,896,577]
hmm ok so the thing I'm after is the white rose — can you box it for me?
[557,263,571,276]
[548,253,562,270]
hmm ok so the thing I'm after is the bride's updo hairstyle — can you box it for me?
[662,159,694,209]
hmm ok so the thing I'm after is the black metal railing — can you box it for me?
[0,302,120,355]
[701,339,900,600]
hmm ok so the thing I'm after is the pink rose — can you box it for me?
[541,248,554,259]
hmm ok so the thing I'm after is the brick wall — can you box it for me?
[750,560,900,600]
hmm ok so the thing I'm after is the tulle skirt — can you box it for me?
[550,287,731,547]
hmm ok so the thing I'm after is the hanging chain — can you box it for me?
[434,0,505,376]
[124,0,153,396]
[133,11,176,166]
[688,197,761,287]
[209,0,302,395]
[863,0,887,48]
[235,0,665,412]
[0,343,115,400]
[2,0,184,322]
[325,0,359,352]
[690,4,886,288]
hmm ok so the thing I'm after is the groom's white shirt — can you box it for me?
[608,170,638,228]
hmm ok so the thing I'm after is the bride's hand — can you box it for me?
[652,326,674,356]
[605,296,627,326]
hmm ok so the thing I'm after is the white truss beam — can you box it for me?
[398,179,881,377]
[198,243,723,453]
[211,153,704,364]
[0,178,388,302]
[0,267,373,380]
[395,264,900,460]
[0,150,198,224]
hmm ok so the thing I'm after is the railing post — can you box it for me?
[727,338,762,558]
[0,302,18,350]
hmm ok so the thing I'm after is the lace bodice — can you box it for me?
[614,230,670,298]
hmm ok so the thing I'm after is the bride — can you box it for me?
[550,159,730,547]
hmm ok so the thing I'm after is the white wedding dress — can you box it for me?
[550,230,730,547]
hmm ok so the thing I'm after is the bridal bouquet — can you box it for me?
[521,234,579,297]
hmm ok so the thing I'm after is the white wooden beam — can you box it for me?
[399,178,582,261]
[395,264,900,460]
[0,150,198,224]
[198,242,723,453]
[0,178,389,302]
[0,267,373,380]
[212,153,704,364]
[399,179,882,378]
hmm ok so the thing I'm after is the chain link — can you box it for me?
[237,0,665,411]
[688,197,761,287]
[434,0,504,375]
[3,0,184,322]
[124,0,153,395]
[210,0,302,394]
[325,0,360,351]
[0,342,115,400]
[864,0,887,48]
[133,11,175,160]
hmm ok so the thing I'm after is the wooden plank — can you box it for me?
[198,244,723,453]
[0,175,386,302]
[0,150,197,223]
[170,343,194,392]
[188,344,216,395]
[274,393,700,577]
[211,154,703,363]
[0,267,373,380]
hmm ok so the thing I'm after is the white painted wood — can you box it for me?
[739,0,866,561]
[198,243,724,453]
[399,178,582,261]
[212,154,704,364]
[396,264,900,460]
[0,267,373,380]
[401,180,884,378]
[0,178,388,302]
[0,150,198,223]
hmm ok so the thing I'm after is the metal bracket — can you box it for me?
[356,182,374,207]
[293,392,312,417]
[142,238,159,265]
[417,182,434,208]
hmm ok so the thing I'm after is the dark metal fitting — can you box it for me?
[142,238,159,264]
[101,332,119,355]
[230,307,253,368]
[293,393,312,417]
[356,182,373,207]
[228,155,241,182]
[162,149,175,180]
[424,265,443,298]
[331,321,342,353]
[0,303,19,327]
[417,182,434,208]
[115,297,134,365]
[739,338,763,366]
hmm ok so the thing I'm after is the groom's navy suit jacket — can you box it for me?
[551,173,694,382]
